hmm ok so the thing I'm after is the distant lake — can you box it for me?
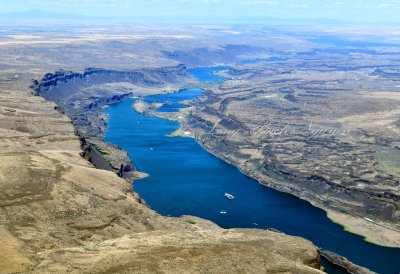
[103,68,400,274]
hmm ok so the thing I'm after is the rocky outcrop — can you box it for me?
[32,64,189,99]
[320,250,376,274]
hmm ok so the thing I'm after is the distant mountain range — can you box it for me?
[0,10,395,26]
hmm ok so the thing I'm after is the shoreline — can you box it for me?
[99,92,400,248]
[200,139,400,248]
[325,210,400,248]
[168,118,400,248]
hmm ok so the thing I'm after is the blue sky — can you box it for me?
[1,0,400,24]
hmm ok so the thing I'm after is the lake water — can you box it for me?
[188,66,230,82]
[144,88,203,112]
[103,68,400,274]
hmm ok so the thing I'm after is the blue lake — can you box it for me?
[104,72,400,274]
[188,66,230,82]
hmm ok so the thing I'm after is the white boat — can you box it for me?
[220,211,227,214]
[225,193,234,200]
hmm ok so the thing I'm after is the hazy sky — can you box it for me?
[1,0,400,24]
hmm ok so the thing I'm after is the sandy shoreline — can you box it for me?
[326,210,400,248]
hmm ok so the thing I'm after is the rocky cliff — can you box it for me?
[29,65,195,181]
